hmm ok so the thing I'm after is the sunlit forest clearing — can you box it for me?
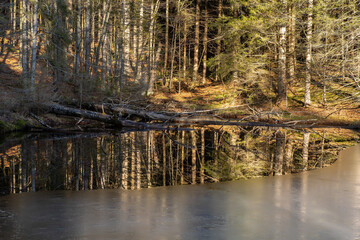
[1,0,360,132]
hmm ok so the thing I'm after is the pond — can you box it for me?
[1,127,356,195]
[0,127,360,239]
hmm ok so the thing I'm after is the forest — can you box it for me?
[1,0,360,130]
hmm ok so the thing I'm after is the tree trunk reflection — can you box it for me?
[0,127,349,195]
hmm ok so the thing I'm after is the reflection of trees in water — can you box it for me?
[0,128,358,195]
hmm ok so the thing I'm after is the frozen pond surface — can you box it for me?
[1,143,360,239]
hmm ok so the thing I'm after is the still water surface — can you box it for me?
[0,127,359,239]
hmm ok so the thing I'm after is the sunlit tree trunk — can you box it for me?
[164,0,169,83]
[216,0,222,82]
[12,0,17,32]
[147,42,162,95]
[278,0,287,106]
[137,0,144,83]
[146,0,156,94]
[202,0,208,85]
[84,0,91,81]
[74,0,81,79]
[21,0,30,84]
[102,0,109,83]
[304,0,313,106]
[122,0,130,83]
[288,3,296,91]
[182,20,187,88]
[169,24,176,89]
[30,0,39,97]
[192,0,200,83]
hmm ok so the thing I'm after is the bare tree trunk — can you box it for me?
[137,0,144,83]
[102,0,108,83]
[122,0,130,84]
[202,0,208,85]
[21,0,30,85]
[132,7,138,80]
[169,24,177,89]
[19,0,23,66]
[74,0,81,79]
[278,0,287,106]
[30,0,39,97]
[304,0,313,106]
[182,20,187,91]
[164,0,169,83]
[288,3,296,91]
[12,0,17,32]
[192,0,200,83]
[84,0,91,80]
[147,43,162,95]
[93,0,111,82]
[216,0,222,82]
[147,0,155,94]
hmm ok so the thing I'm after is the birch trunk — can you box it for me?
[202,0,208,85]
[278,0,287,106]
[304,0,313,106]
[30,0,39,97]
[122,0,130,83]
[192,0,200,83]
[288,3,296,89]
[164,0,169,83]
[216,0,222,82]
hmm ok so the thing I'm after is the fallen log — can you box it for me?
[41,103,360,130]
[91,104,221,122]
[43,103,171,130]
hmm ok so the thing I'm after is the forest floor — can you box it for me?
[1,48,360,132]
[149,82,360,128]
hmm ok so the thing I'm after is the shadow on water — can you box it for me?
[0,126,359,196]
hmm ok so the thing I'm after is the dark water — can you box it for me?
[0,127,357,195]
[0,128,360,239]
